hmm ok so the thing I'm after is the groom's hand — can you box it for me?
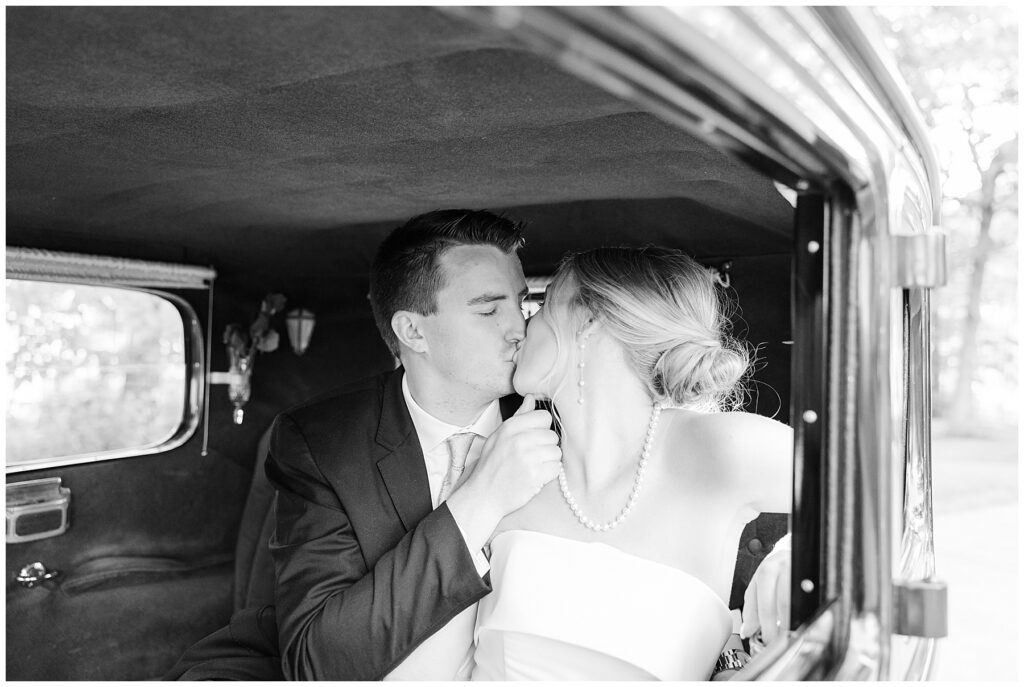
[446,394,561,551]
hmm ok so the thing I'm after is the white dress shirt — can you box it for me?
[400,374,502,516]
[384,374,502,680]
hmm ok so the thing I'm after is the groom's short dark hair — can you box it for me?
[369,209,525,358]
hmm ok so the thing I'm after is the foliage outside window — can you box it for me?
[5,280,187,468]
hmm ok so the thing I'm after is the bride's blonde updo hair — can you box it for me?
[554,246,750,410]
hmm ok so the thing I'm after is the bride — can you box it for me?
[468,246,793,680]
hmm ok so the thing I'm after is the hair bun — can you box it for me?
[653,337,748,409]
[557,246,751,410]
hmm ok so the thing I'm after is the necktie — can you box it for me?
[437,432,476,504]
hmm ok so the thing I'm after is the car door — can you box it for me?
[5,249,397,680]
[5,261,250,680]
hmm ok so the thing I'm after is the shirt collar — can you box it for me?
[401,373,502,452]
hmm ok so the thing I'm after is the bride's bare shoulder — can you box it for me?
[660,408,793,513]
[667,406,789,435]
[664,408,792,461]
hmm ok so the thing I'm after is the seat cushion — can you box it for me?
[162,605,282,681]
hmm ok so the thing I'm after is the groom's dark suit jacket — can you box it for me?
[264,367,517,680]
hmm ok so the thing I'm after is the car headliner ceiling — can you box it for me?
[6,6,793,286]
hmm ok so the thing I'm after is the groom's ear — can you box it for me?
[392,310,428,354]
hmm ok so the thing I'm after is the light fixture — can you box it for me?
[286,308,316,356]
[215,293,287,425]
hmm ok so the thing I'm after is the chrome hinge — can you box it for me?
[892,229,947,288]
[893,579,948,638]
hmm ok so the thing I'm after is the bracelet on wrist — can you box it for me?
[711,648,750,678]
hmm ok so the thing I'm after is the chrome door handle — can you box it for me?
[16,561,61,588]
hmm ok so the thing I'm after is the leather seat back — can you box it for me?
[233,427,277,611]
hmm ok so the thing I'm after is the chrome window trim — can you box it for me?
[6,246,216,289]
[889,287,942,679]
[5,281,206,474]
[815,7,942,218]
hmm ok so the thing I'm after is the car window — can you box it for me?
[522,276,552,319]
[5,280,188,469]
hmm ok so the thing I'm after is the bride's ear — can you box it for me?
[576,316,600,342]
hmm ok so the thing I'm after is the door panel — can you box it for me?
[5,437,249,680]
[5,285,250,680]
[6,556,234,680]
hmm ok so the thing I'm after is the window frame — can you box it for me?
[5,280,206,474]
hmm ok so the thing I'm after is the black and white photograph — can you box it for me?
[5,4,1018,682]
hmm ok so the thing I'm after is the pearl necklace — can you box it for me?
[558,403,662,532]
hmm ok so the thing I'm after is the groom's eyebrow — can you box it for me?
[466,293,508,305]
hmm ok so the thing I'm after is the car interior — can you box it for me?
[6,7,794,679]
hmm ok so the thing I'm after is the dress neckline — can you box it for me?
[490,528,731,615]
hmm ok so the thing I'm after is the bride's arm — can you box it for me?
[707,413,793,650]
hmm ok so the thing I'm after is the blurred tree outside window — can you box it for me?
[870,10,1018,681]
[872,6,1018,433]
[5,280,187,467]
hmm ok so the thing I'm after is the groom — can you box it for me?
[265,209,562,679]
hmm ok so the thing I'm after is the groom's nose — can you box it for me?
[506,307,526,345]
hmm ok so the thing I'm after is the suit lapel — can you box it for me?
[375,369,432,531]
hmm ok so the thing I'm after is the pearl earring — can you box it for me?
[577,332,590,405]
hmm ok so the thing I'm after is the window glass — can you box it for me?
[522,276,552,319]
[521,295,544,320]
[5,280,187,468]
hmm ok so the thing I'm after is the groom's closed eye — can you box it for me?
[468,295,503,316]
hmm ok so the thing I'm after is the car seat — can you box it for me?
[232,427,277,611]
[163,426,282,680]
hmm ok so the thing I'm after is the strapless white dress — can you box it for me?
[470,530,732,681]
